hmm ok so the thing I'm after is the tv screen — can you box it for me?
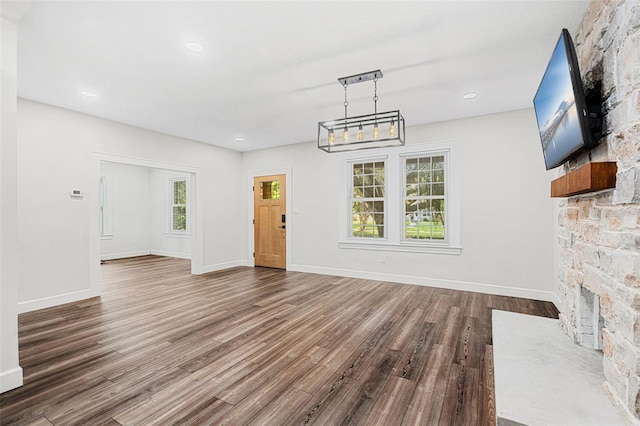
[533,29,597,170]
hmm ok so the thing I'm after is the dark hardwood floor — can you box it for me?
[0,256,558,425]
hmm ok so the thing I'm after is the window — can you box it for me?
[339,141,461,254]
[260,180,280,199]
[169,178,188,233]
[403,154,446,241]
[99,176,112,238]
[350,160,385,238]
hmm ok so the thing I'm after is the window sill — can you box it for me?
[339,240,462,255]
[100,234,113,240]
[165,232,191,239]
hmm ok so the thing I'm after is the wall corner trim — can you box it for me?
[0,366,23,394]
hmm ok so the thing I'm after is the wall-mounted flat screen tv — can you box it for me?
[533,28,599,170]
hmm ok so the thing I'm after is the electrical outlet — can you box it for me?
[379,254,386,263]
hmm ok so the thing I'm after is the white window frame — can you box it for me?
[347,156,388,241]
[99,175,113,239]
[401,150,449,244]
[338,140,461,255]
[168,177,190,235]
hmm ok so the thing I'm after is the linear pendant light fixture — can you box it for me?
[318,69,405,153]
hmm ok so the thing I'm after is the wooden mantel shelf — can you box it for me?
[551,162,617,197]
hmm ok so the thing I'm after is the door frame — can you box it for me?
[90,152,203,297]
[247,167,292,269]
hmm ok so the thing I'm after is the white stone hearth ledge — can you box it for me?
[493,310,624,425]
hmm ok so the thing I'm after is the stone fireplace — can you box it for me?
[579,287,604,350]
[556,0,640,422]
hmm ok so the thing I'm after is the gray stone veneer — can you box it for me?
[556,0,640,422]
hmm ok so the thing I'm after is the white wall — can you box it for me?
[99,164,192,260]
[149,168,191,259]
[17,99,244,312]
[100,162,151,259]
[0,12,23,393]
[13,98,555,327]
[242,108,557,301]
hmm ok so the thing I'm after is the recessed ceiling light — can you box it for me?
[80,91,97,97]
[463,92,477,100]
[235,137,245,142]
[186,42,204,53]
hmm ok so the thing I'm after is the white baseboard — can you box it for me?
[18,289,94,314]
[201,260,247,274]
[289,264,557,303]
[101,250,151,261]
[0,367,23,394]
[551,291,562,310]
[149,250,191,260]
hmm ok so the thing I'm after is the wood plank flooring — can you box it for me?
[0,256,558,425]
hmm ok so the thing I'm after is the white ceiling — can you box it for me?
[17,1,590,152]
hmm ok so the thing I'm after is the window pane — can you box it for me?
[351,161,385,239]
[418,183,430,196]
[403,154,445,240]
[99,177,106,235]
[364,187,373,198]
[405,200,417,238]
[432,183,445,196]
[406,159,417,184]
[418,157,431,171]
[174,180,187,204]
[432,203,445,239]
[375,163,385,183]
[353,174,363,190]
[352,207,381,238]
[172,206,186,231]
[260,180,280,199]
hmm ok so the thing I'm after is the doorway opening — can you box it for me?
[90,153,202,297]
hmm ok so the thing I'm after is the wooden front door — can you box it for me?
[254,174,286,269]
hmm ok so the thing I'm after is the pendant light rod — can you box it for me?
[338,69,383,86]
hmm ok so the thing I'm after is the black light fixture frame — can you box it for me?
[318,70,405,153]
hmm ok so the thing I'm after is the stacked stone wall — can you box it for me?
[557,0,640,422]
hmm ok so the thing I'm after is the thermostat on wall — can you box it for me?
[70,190,84,199]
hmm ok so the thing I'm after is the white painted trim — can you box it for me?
[18,289,94,314]
[0,367,23,393]
[338,140,462,251]
[101,250,151,261]
[289,263,558,303]
[164,232,191,239]
[551,291,562,310]
[338,241,462,255]
[150,250,191,260]
[93,152,200,174]
[247,167,293,270]
[202,260,247,274]
[90,152,204,299]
